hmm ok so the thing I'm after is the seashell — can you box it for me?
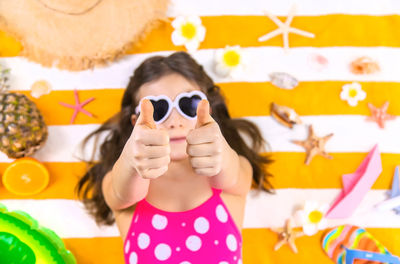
[308,53,329,71]
[269,72,298,89]
[350,56,380,75]
[31,80,52,98]
[270,102,302,128]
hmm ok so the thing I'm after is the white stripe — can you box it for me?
[249,115,400,154]
[375,196,400,211]
[243,189,400,229]
[0,199,119,238]
[0,115,399,162]
[168,0,400,16]
[1,189,399,238]
[2,47,400,91]
[0,124,107,163]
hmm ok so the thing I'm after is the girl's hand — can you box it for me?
[186,100,228,177]
[124,99,171,179]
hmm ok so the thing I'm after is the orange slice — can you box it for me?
[2,158,49,196]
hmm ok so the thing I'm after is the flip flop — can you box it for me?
[322,225,400,264]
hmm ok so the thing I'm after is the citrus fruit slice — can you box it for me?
[2,158,49,196]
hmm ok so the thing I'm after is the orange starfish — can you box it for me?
[270,218,304,254]
[292,125,333,165]
[366,101,396,129]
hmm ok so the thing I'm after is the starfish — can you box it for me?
[270,218,304,254]
[59,89,95,124]
[258,4,315,51]
[292,125,333,165]
[366,101,396,129]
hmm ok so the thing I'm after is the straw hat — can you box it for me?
[0,0,169,70]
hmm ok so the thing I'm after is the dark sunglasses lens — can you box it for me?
[179,95,202,118]
[150,99,169,121]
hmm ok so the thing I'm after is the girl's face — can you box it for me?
[134,73,203,161]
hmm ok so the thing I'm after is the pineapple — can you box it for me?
[0,64,48,158]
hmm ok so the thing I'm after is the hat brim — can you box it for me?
[0,0,170,70]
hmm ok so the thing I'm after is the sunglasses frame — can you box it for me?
[135,90,207,124]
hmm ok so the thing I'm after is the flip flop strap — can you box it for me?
[345,248,400,264]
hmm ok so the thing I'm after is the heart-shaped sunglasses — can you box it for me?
[135,91,207,124]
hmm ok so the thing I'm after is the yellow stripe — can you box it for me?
[14,81,400,126]
[0,30,22,57]
[221,81,400,118]
[63,237,124,264]
[129,15,400,53]
[268,152,399,189]
[0,162,86,199]
[61,228,400,263]
[0,153,397,199]
[242,228,400,263]
[17,90,123,125]
[2,15,400,57]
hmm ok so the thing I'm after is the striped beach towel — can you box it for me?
[1,0,400,263]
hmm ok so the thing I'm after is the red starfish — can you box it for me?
[59,89,95,124]
[292,125,333,165]
[366,101,396,129]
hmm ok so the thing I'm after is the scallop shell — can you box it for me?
[350,57,380,74]
[31,80,52,98]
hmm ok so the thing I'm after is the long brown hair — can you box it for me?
[76,51,274,225]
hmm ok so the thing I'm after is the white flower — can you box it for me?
[171,16,206,52]
[295,201,329,236]
[214,45,246,78]
[340,82,366,107]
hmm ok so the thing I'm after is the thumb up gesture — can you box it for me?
[186,100,227,177]
[125,99,171,179]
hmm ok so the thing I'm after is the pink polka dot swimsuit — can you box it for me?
[123,188,243,264]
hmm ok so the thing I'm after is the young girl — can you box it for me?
[77,52,273,264]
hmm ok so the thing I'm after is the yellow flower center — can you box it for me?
[223,50,241,67]
[308,210,323,224]
[348,88,358,98]
[181,23,197,40]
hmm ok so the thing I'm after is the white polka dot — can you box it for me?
[152,214,168,230]
[214,240,219,245]
[125,240,130,254]
[238,259,242,264]
[216,204,228,223]
[131,232,135,236]
[226,234,237,251]
[194,217,209,234]
[129,251,138,264]
[181,222,186,227]
[176,247,181,251]
[134,215,139,223]
[180,262,191,264]
[137,233,150,249]
[186,235,202,251]
[154,243,171,261]
[219,262,229,264]
[234,256,237,260]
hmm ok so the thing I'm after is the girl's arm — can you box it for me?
[102,99,170,211]
[187,100,253,197]
[102,154,150,212]
[209,143,253,197]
